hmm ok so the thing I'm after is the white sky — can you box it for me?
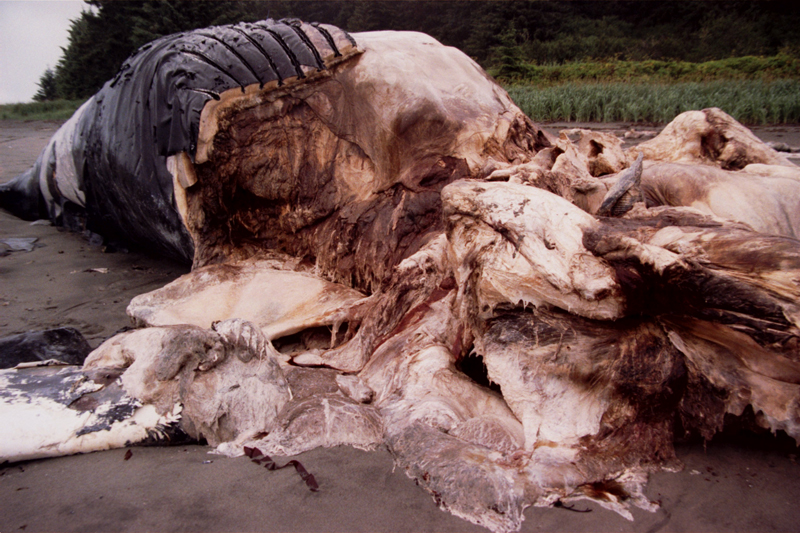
[0,0,88,104]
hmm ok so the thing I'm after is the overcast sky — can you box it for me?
[0,0,88,104]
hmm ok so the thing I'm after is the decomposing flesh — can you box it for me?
[2,19,800,533]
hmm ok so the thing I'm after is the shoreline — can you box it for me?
[1,120,799,532]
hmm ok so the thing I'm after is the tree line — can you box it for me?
[35,0,800,101]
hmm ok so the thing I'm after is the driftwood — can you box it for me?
[2,19,800,533]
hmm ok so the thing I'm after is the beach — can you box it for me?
[1,119,799,533]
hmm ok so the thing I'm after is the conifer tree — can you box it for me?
[33,68,59,102]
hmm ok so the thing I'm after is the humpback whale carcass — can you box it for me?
[2,18,800,532]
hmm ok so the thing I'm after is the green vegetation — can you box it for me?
[506,80,800,124]
[34,1,800,103]
[16,1,800,126]
[0,100,85,122]
[492,55,800,85]
[33,68,58,102]
[499,55,800,125]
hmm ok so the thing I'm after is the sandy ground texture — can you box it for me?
[1,119,800,533]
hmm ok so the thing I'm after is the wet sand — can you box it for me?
[1,120,799,532]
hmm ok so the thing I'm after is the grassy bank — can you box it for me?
[506,80,800,124]
[3,76,799,127]
[492,55,800,85]
[0,100,84,121]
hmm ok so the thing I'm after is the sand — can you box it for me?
[1,120,799,532]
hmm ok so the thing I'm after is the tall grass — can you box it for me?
[3,79,798,126]
[493,55,800,86]
[0,100,84,121]
[506,80,800,124]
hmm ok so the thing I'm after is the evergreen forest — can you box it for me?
[19,0,800,124]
